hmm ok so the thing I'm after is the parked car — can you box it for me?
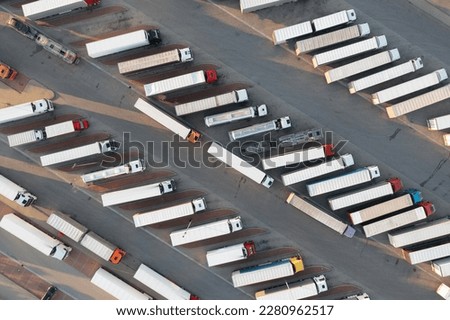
[41,286,58,300]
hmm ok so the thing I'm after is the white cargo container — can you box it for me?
[349,189,422,225]
[372,69,448,105]
[444,134,450,146]
[0,99,53,124]
[388,217,450,248]
[306,166,380,197]
[81,160,145,183]
[328,178,402,211]
[403,242,450,265]
[272,21,313,45]
[86,29,161,58]
[91,268,151,300]
[432,257,450,277]
[427,114,450,131]
[436,283,450,300]
[22,0,99,20]
[0,174,37,207]
[325,49,400,84]
[281,154,354,186]
[240,0,297,13]
[40,140,117,166]
[229,116,291,141]
[312,9,356,32]
[295,24,370,55]
[175,89,248,116]
[7,130,45,147]
[262,144,334,170]
[101,179,175,207]
[134,98,201,143]
[206,241,256,267]
[204,105,268,127]
[134,264,198,300]
[118,48,193,74]
[348,58,423,94]
[312,36,387,68]
[144,70,217,96]
[170,216,242,246]
[208,142,274,188]
[286,193,356,238]
[80,231,126,264]
[386,83,450,118]
[255,275,328,300]
[133,197,206,227]
[231,256,304,287]
[363,202,435,238]
[0,213,71,260]
[46,212,87,242]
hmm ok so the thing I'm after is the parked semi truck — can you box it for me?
[281,154,354,186]
[278,128,323,147]
[231,255,304,287]
[40,139,118,166]
[175,89,248,116]
[80,231,126,264]
[35,33,79,64]
[388,217,450,248]
[144,70,217,96]
[328,178,402,211]
[240,0,297,13]
[118,48,193,74]
[0,174,37,207]
[22,0,100,20]
[427,114,450,131]
[81,159,144,183]
[349,189,422,225]
[286,192,356,237]
[204,105,267,127]
[134,98,201,143]
[437,283,450,300]
[272,21,312,45]
[348,57,423,94]
[325,49,400,84]
[386,83,450,119]
[0,61,18,80]
[0,213,71,260]
[296,23,369,55]
[363,201,435,238]
[8,119,89,147]
[228,116,291,141]
[101,179,175,207]
[134,263,198,300]
[0,99,53,124]
[208,142,274,188]
[311,9,356,32]
[262,144,334,170]
[170,216,242,246]
[432,257,450,277]
[86,29,161,58]
[46,212,87,242]
[372,69,448,105]
[306,166,380,197]
[255,275,327,300]
[206,241,256,267]
[133,197,206,227]
[312,35,387,68]
[403,241,450,265]
[91,268,151,300]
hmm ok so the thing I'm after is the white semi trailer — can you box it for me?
[0,174,37,207]
[0,99,53,124]
[170,216,243,246]
[348,58,423,94]
[240,0,297,13]
[432,257,450,277]
[22,0,100,20]
[312,36,387,68]
[207,142,274,188]
[101,179,175,207]
[0,213,71,260]
[286,193,356,238]
[175,89,248,116]
[81,160,145,183]
[255,275,328,300]
[311,9,356,32]
[427,114,450,131]
[281,154,354,186]
[80,232,126,264]
[134,98,201,143]
[118,48,193,74]
[403,242,450,265]
[206,241,256,267]
[204,105,268,127]
[133,197,206,227]
[46,211,87,242]
[272,21,313,45]
[228,116,291,141]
